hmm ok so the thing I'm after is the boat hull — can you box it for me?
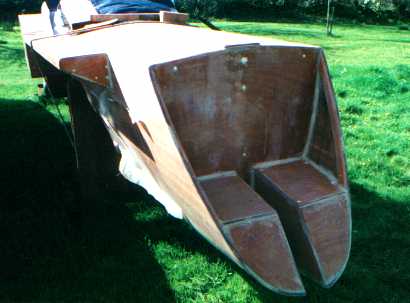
[19,15,351,296]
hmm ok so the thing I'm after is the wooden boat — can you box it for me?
[19,2,351,296]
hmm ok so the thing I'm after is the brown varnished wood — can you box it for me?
[254,161,350,287]
[151,46,318,178]
[301,194,350,285]
[227,216,304,295]
[308,77,339,179]
[159,11,189,25]
[67,11,188,32]
[257,160,339,204]
[89,12,189,25]
[71,19,120,34]
[200,174,274,223]
[149,43,349,291]
[200,174,305,294]
[317,53,348,187]
[91,13,160,23]
[60,54,109,87]
[68,57,241,267]
[90,12,188,25]
[253,173,323,281]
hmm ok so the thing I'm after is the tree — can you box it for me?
[326,0,335,36]
[176,0,221,30]
[0,0,42,20]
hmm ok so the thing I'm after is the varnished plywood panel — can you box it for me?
[152,47,318,177]
[257,160,339,204]
[308,76,339,181]
[227,216,305,295]
[60,54,109,87]
[301,195,350,285]
[253,171,323,280]
[254,161,350,287]
[200,174,273,223]
[311,54,348,186]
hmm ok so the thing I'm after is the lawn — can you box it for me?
[1,19,409,302]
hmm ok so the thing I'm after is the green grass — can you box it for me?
[1,20,410,302]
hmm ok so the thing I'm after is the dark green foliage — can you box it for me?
[176,0,219,18]
[1,0,409,21]
[0,0,42,20]
[177,0,410,20]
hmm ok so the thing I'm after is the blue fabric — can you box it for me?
[46,0,59,10]
[90,0,176,14]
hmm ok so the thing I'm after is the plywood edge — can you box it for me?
[318,51,349,187]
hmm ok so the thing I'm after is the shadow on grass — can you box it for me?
[136,182,410,303]
[1,98,409,302]
[282,182,410,303]
[0,98,176,302]
[0,44,26,64]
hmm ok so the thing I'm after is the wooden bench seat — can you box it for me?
[255,160,340,205]
[253,159,350,287]
[200,173,274,224]
[199,173,305,294]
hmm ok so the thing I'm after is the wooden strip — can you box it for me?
[160,11,189,25]
[197,171,237,182]
[91,13,160,23]
[71,19,120,35]
[252,157,302,171]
